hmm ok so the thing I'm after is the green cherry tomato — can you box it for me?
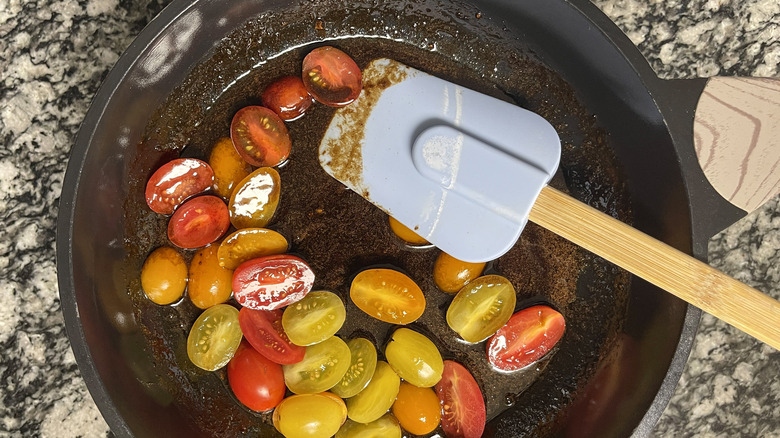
[282,291,346,346]
[384,328,443,388]
[186,304,243,371]
[331,338,378,398]
[346,361,400,424]
[283,336,351,394]
[446,274,517,343]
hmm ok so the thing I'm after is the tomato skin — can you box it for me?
[392,382,441,435]
[487,305,566,371]
[209,137,252,200]
[228,167,281,229]
[140,247,187,305]
[388,216,429,246]
[238,307,305,365]
[302,46,362,107]
[262,76,314,121]
[435,361,486,438]
[233,255,315,310]
[228,341,285,412]
[273,393,347,438]
[433,252,485,293]
[188,244,233,309]
[384,328,443,388]
[349,269,425,324]
[346,361,400,424]
[231,106,291,167]
[145,158,214,215]
[336,414,402,438]
[167,195,230,249]
[218,228,288,270]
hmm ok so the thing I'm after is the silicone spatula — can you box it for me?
[319,58,780,350]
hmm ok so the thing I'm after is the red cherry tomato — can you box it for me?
[228,341,286,412]
[261,76,314,121]
[302,46,362,107]
[145,158,214,214]
[230,106,292,167]
[167,195,230,249]
[487,305,565,372]
[435,360,486,438]
[232,255,315,311]
[238,307,305,365]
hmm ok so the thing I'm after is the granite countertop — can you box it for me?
[1,0,778,436]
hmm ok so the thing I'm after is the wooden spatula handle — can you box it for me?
[529,185,780,350]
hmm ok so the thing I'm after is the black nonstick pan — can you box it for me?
[56,0,779,437]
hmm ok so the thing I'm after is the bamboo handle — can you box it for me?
[529,185,780,350]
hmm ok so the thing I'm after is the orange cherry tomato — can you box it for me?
[231,106,291,167]
[228,167,281,229]
[209,137,252,200]
[262,76,314,121]
[487,305,566,371]
[433,252,485,293]
[167,195,230,249]
[302,46,362,107]
[145,158,214,215]
[349,269,425,324]
[388,216,429,246]
[140,246,187,305]
[232,255,315,311]
[392,382,441,435]
[188,244,233,309]
[217,228,288,270]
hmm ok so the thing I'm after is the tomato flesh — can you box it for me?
[262,76,314,121]
[238,307,305,365]
[435,360,486,438]
[233,255,315,310]
[231,106,292,167]
[446,274,517,343]
[487,305,566,371]
[302,46,362,107]
[282,336,351,394]
[167,195,230,249]
[228,167,281,229]
[228,341,285,412]
[346,361,400,424]
[349,269,425,324]
[186,304,243,371]
[331,338,378,399]
[145,158,214,215]
[282,291,346,346]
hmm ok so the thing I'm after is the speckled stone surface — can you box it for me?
[0,0,778,437]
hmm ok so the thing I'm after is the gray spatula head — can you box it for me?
[319,58,560,262]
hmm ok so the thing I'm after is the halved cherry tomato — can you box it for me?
[238,307,305,365]
[233,255,315,310]
[446,274,517,343]
[282,291,346,346]
[145,158,214,215]
[336,414,402,438]
[283,336,351,394]
[187,304,243,371]
[388,216,429,246]
[209,137,252,200]
[435,360,486,438]
[228,341,285,412]
[349,269,425,324]
[384,328,443,388]
[167,195,230,249]
[346,361,400,424]
[231,106,291,167]
[302,46,362,107]
[273,393,347,438]
[392,382,441,435]
[487,305,566,371]
[262,76,314,121]
[331,338,378,399]
[218,228,288,270]
[228,167,281,229]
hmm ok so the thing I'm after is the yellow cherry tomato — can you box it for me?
[209,137,252,199]
[387,216,429,245]
[392,382,441,435]
[433,252,486,293]
[350,269,425,325]
[140,247,187,305]
[217,227,288,270]
[347,361,400,424]
[188,244,233,309]
[273,393,347,438]
[384,328,443,388]
[229,167,281,229]
[336,414,402,438]
[447,274,517,343]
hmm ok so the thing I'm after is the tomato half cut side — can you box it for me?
[145,158,214,214]
[262,76,314,121]
[233,254,315,310]
[349,268,425,324]
[238,307,305,365]
[302,46,362,107]
[167,195,230,249]
[230,106,292,167]
[228,341,286,412]
[435,360,485,438]
[487,305,566,372]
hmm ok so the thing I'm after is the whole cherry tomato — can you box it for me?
[392,382,441,435]
[228,341,285,412]
[238,307,305,365]
[262,76,314,121]
[435,360,486,438]
[487,305,565,371]
[232,255,315,310]
[145,158,214,215]
[302,46,362,107]
[167,195,230,249]
[231,106,291,167]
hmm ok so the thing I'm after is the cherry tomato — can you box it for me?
[145,158,214,215]
[487,305,566,371]
[331,338,378,399]
[384,328,443,388]
[349,269,425,324]
[446,274,517,343]
[238,307,305,365]
[347,361,400,424]
[233,255,315,310]
[167,195,230,249]
[231,106,291,167]
[273,393,347,438]
[140,247,187,305]
[282,291,346,346]
[262,76,314,121]
[209,137,252,200]
[186,304,243,371]
[217,227,288,270]
[434,252,486,293]
[227,341,285,412]
[388,216,429,246]
[302,46,362,107]
[229,167,281,229]
[392,382,441,435]
[282,336,351,394]
[188,244,232,309]
[336,414,402,438]
[435,360,486,438]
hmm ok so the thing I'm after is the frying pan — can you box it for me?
[56,0,778,436]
